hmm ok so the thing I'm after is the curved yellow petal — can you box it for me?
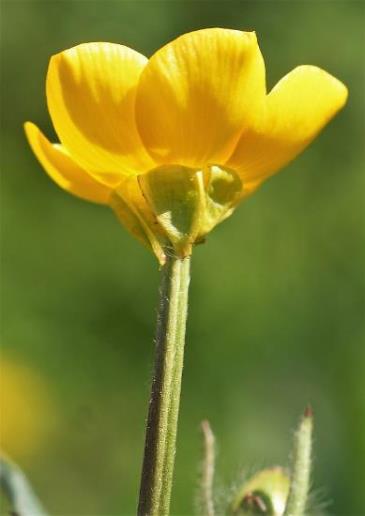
[227,65,348,182]
[46,42,154,179]
[136,28,266,168]
[24,122,112,204]
[241,178,263,200]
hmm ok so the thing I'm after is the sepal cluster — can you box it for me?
[111,165,243,264]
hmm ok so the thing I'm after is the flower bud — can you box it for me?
[230,467,290,515]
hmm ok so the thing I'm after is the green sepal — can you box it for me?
[110,192,150,248]
[138,165,205,257]
[199,165,242,237]
[139,165,243,258]
[110,176,167,265]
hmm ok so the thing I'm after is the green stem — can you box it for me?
[200,420,216,516]
[138,253,191,516]
[284,406,313,516]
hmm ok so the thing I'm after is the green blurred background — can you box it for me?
[1,1,364,514]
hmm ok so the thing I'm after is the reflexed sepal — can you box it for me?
[138,165,205,257]
[229,467,290,516]
[110,176,167,265]
[199,165,242,236]
[139,164,243,258]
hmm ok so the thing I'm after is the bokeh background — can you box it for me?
[1,1,364,514]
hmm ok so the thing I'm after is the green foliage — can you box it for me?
[1,1,364,515]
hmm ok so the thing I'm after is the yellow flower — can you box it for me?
[24,29,347,264]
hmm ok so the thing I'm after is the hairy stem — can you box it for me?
[284,406,313,516]
[199,420,216,516]
[138,254,191,516]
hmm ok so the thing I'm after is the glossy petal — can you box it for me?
[136,28,266,168]
[46,42,154,178]
[239,178,263,200]
[24,122,112,204]
[227,65,348,182]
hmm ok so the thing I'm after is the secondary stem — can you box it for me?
[200,420,216,516]
[284,407,313,516]
[138,253,191,516]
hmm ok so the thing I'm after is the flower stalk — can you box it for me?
[138,253,191,516]
[284,406,313,516]
[199,420,216,516]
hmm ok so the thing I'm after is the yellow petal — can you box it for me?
[241,178,263,200]
[24,122,112,204]
[136,28,266,168]
[227,65,348,182]
[46,42,154,179]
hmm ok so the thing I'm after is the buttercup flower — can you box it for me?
[25,28,347,264]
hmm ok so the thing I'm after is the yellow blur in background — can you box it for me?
[0,357,56,460]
